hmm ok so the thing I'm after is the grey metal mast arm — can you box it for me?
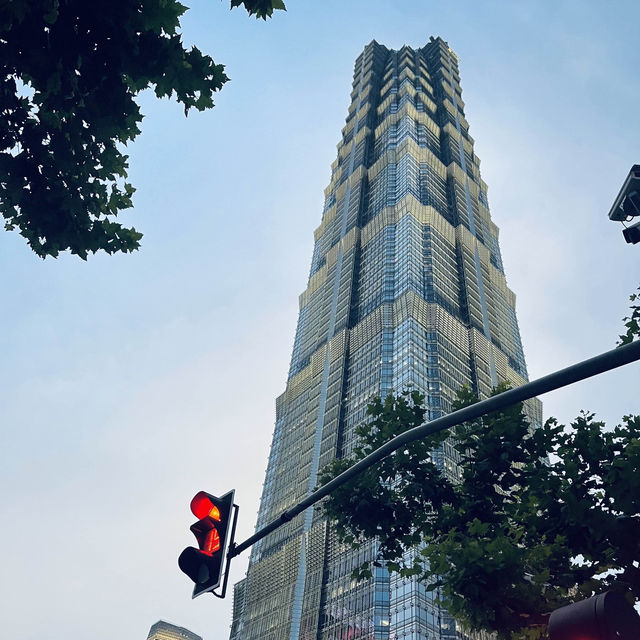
[229,339,640,559]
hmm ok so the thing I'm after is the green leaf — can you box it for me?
[231,0,286,19]
[0,0,263,258]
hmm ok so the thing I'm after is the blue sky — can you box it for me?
[1,2,639,639]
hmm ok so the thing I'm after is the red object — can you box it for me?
[190,491,222,520]
[204,527,220,554]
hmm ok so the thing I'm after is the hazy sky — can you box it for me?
[1,2,639,639]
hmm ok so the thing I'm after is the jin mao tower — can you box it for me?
[231,38,541,640]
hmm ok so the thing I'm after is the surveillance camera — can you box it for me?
[608,164,640,221]
[623,219,640,244]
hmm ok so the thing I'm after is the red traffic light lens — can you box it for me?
[190,492,222,520]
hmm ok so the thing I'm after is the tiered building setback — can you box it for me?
[231,38,541,640]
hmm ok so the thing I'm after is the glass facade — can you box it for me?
[231,38,542,640]
[147,620,202,640]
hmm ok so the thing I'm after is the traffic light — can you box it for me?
[178,490,236,598]
[549,591,640,640]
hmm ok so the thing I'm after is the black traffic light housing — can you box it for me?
[549,591,640,640]
[178,490,237,598]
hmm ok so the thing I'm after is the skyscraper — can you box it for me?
[147,620,203,640]
[231,38,541,640]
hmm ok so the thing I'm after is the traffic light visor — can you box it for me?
[549,591,640,640]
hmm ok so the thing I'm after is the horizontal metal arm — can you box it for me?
[229,339,640,559]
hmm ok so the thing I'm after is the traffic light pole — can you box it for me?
[213,504,239,599]
[228,339,640,560]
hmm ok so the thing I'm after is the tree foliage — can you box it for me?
[619,285,640,345]
[0,0,285,258]
[319,387,640,639]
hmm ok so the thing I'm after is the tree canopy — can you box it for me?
[619,285,640,345]
[319,385,640,639]
[0,0,285,258]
